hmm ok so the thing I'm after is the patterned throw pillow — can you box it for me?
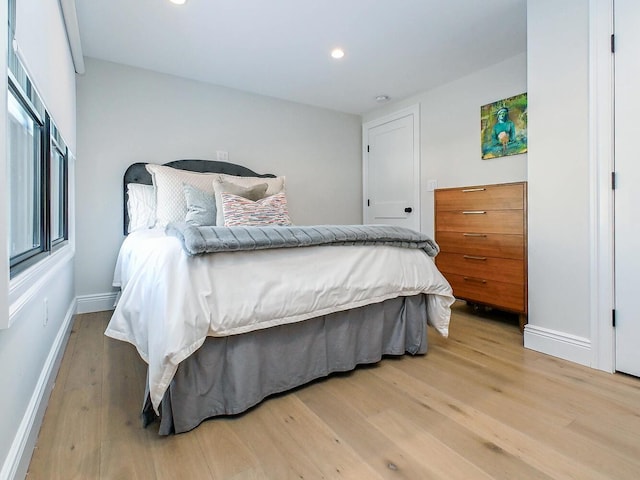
[221,192,292,226]
[212,178,270,226]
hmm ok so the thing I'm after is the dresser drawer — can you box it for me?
[436,232,524,260]
[436,210,524,235]
[435,183,524,211]
[445,273,525,312]
[436,252,524,285]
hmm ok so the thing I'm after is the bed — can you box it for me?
[106,159,454,435]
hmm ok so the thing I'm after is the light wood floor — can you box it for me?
[27,303,640,479]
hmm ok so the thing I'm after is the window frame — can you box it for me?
[7,50,70,277]
[48,120,69,250]
[7,77,47,273]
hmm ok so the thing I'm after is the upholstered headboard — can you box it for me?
[123,159,276,235]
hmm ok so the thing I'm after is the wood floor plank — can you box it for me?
[213,398,328,479]
[28,384,102,479]
[26,307,640,480]
[100,326,158,479]
[143,433,215,480]
[367,408,495,480]
[298,380,444,479]
[395,352,640,479]
[372,362,614,480]
[435,316,640,445]
[194,420,268,479]
[258,394,385,479]
[63,312,106,392]
[27,316,79,476]
[303,367,553,480]
[28,314,104,480]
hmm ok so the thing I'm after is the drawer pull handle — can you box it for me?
[462,211,486,215]
[462,188,486,193]
[463,277,487,284]
[463,233,487,237]
[464,255,487,261]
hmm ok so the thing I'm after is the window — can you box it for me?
[49,122,68,246]
[7,84,44,264]
[7,0,69,277]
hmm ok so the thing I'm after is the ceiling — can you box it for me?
[75,0,527,115]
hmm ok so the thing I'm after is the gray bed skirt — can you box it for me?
[142,294,429,434]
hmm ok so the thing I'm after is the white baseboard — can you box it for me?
[76,292,117,314]
[524,324,592,367]
[1,299,76,480]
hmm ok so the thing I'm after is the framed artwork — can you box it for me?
[481,93,527,159]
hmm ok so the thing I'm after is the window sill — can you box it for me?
[8,244,75,327]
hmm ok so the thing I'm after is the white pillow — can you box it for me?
[127,184,156,233]
[146,164,219,226]
[221,192,292,226]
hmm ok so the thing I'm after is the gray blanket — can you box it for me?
[165,223,440,257]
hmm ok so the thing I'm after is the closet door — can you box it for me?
[614,0,640,377]
[363,105,420,231]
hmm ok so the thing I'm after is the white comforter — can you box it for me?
[106,228,454,411]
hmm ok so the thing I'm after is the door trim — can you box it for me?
[362,104,421,229]
[588,0,615,372]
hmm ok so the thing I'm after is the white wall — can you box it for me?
[362,53,527,239]
[0,1,77,479]
[14,0,76,146]
[75,58,362,300]
[525,0,593,362]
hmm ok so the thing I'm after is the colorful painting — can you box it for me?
[481,93,527,159]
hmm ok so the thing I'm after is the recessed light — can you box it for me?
[331,48,345,59]
[375,95,390,103]
[169,0,186,5]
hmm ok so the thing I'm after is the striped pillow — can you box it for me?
[221,192,292,226]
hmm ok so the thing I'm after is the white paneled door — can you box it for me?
[363,106,420,231]
[614,0,640,377]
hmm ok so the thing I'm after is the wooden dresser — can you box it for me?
[434,182,527,330]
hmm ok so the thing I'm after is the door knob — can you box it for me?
[404,207,413,213]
